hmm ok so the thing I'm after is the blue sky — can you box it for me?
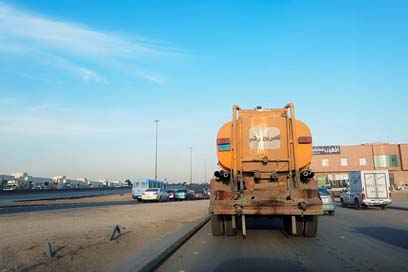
[0,0,407,182]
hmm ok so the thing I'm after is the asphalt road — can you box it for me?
[158,207,408,272]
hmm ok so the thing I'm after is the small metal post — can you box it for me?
[291,216,297,235]
[241,215,247,238]
[109,225,121,241]
[232,215,236,231]
[45,241,54,258]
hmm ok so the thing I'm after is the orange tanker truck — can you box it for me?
[209,103,323,237]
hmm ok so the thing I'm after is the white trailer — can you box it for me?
[340,170,392,209]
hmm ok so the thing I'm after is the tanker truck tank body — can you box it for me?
[209,103,323,237]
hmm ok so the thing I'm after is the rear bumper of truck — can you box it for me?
[363,199,392,206]
[210,198,323,216]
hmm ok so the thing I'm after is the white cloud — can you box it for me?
[0,2,181,83]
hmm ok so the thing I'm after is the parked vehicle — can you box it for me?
[167,189,177,200]
[141,188,169,202]
[194,190,209,200]
[340,170,392,210]
[319,188,335,215]
[210,103,322,237]
[132,179,166,200]
[175,189,194,201]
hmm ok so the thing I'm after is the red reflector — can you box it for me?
[298,136,312,144]
[217,138,230,145]
[389,192,392,199]
[362,193,366,200]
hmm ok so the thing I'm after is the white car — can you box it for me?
[141,188,169,202]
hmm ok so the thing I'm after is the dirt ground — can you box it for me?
[0,196,209,272]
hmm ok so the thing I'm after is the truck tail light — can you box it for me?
[362,193,366,200]
[298,136,312,144]
[331,195,335,202]
[389,192,392,199]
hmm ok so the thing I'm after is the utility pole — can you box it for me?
[154,120,159,181]
[204,159,207,183]
[189,147,193,184]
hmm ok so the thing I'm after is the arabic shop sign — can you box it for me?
[313,145,341,155]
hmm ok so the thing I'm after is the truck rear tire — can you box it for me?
[283,216,304,236]
[224,215,237,236]
[211,214,224,236]
[303,215,318,237]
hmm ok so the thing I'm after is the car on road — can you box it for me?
[167,189,177,200]
[319,188,335,215]
[340,170,392,210]
[194,190,209,200]
[175,189,194,201]
[141,188,169,202]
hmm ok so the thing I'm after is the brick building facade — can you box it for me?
[311,143,408,191]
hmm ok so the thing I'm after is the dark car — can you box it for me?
[194,190,209,200]
[167,189,177,200]
[175,189,194,201]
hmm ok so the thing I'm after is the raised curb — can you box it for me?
[388,206,408,211]
[115,214,211,272]
[335,200,408,211]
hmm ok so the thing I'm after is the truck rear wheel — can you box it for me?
[224,215,237,236]
[283,216,304,236]
[303,215,318,237]
[211,214,224,236]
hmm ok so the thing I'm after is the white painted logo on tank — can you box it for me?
[249,127,281,151]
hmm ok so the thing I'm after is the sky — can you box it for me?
[0,0,407,182]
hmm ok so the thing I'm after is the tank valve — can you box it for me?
[298,201,308,211]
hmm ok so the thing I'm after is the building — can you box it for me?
[311,143,408,194]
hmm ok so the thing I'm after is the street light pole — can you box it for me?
[154,120,159,181]
[189,147,193,184]
[204,159,207,183]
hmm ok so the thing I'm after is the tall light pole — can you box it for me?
[204,159,207,183]
[154,120,159,181]
[189,147,193,184]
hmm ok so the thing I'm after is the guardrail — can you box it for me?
[0,186,131,195]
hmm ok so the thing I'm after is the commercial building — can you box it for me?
[311,143,408,194]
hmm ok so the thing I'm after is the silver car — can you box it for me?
[319,188,335,215]
[141,188,169,202]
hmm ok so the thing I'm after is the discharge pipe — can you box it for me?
[300,170,314,183]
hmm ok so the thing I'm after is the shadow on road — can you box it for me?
[354,227,408,250]
[214,257,303,272]
[241,215,283,230]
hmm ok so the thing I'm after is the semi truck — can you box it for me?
[209,103,322,237]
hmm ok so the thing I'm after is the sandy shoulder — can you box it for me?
[0,200,209,272]
[15,193,132,206]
